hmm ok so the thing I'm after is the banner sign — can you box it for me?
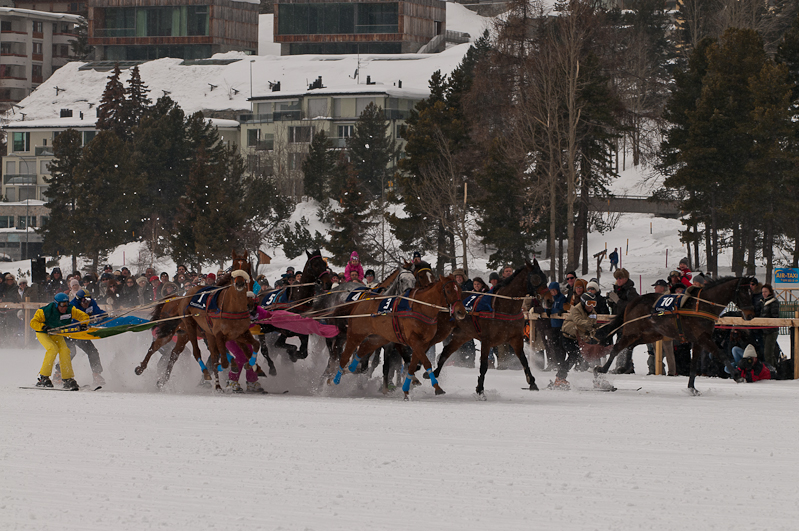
[774,268,799,285]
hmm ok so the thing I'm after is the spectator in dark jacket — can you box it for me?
[45,267,67,299]
[759,284,780,367]
[586,281,609,314]
[608,268,638,373]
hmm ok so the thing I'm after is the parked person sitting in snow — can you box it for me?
[345,252,364,283]
[734,344,772,382]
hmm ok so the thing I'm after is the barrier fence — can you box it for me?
[527,312,799,380]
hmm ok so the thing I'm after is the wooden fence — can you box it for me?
[528,312,799,380]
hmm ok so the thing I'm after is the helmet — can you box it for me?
[54,293,69,304]
[75,289,89,300]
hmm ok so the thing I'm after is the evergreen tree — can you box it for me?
[96,64,129,140]
[70,131,137,271]
[776,13,799,104]
[326,172,375,266]
[69,18,93,61]
[124,65,152,132]
[40,129,83,257]
[302,129,336,202]
[347,102,396,197]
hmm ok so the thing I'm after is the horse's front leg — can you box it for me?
[475,339,491,399]
[687,343,702,395]
[406,340,445,398]
[511,333,538,391]
[136,334,170,375]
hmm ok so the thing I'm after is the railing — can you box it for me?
[35,146,54,156]
[274,110,302,121]
[3,174,37,185]
[239,113,273,124]
[384,109,410,120]
[329,137,348,148]
[250,139,274,151]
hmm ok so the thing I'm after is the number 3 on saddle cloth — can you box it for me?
[374,289,435,346]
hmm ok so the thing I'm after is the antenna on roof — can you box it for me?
[162,90,171,96]
[349,55,360,84]
[20,113,26,120]
[88,102,95,108]
[54,86,66,95]
[231,88,239,95]
[208,83,217,91]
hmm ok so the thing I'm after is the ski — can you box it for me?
[20,386,102,392]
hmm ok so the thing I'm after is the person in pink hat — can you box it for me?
[344,251,364,283]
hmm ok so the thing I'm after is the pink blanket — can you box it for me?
[254,307,339,338]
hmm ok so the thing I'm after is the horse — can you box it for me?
[331,275,467,399]
[427,259,550,398]
[594,276,756,394]
[257,249,332,366]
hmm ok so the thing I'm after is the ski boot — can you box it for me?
[36,375,53,388]
[548,377,571,391]
[93,373,106,387]
[62,378,80,391]
[246,381,265,394]
[226,380,244,393]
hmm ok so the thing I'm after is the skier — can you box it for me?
[52,289,107,387]
[31,293,91,390]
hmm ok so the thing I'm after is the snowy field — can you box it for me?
[3,333,799,531]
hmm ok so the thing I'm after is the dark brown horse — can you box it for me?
[428,260,550,398]
[331,275,467,399]
[595,276,756,394]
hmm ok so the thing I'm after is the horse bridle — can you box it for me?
[441,279,463,316]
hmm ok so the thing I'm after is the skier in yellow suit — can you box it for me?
[31,292,91,390]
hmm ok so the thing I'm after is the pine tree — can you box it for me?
[326,173,375,266]
[96,64,128,140]
[776,13,799,103]
[347,102,396,197]
[69,18,93,61]
[302,129,336,202]
[40,129,83,257]
[124,65,152,132]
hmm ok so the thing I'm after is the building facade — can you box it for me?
[273,0,446,55]
[87,0,258,61]
[0,200,46,261]
[241,83,423,192]
[0,8,80,111]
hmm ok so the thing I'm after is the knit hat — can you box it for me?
[75,289,90,300]
[743,345,757,359]
[452,269,465,277]
[365,269,375,277]
[489,272,499,281]
[581,292,597,308]
[149,275,159,283]
[548,281,560,291]
[413,251,421,259]
[350,251,359,261]
[136,276,148,286]
[69,279,80,288]
[613,268,630,280]
[586,281,600,291]
[206,273,216,282]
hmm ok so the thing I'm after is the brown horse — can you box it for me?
[594,276,756,394]
[428,260,550,397]
[331,275,467,399]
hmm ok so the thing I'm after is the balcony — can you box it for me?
[329,137,348,148]
[35,146,54,156]
[274,110,302,121]
[239,113,273,124]
[3,174,37,185]
[384,109,411,120]
[250,139,274,151]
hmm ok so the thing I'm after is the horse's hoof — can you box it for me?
[269,367,277,376]
[435,387,446,396]
[134,366,144,376]
[529,383,539,391]
[295,350,308,360]
[411,376,422,387]
[689,387,701,396]
[403,393,410,401]
[422,371,430,379]
[156,379,166,390]
[475,391,487,401]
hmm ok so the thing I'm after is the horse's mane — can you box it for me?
[702,276,753,290]
[495,265,527,291]
[215,273,233,286]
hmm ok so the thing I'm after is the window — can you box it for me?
[33,42,42,55]
[1,21,11,32]
[5,161,15,174]
[4,188,15,201]
[288,152,305,171]
[307,98,328,119]
[17,215,36,228]
[338,125,354,138]
[187,6,209,36]
[12,132,30,152]
[32,21,43,33]
[0,216,13,228]
[288,126,311,143]
[32,65,42,81]
[247,128,260,147]
[356,97,376,116]
[82,131,96,145]
[277,3,397,35]
[19,160,35,174]
[40,160,49,174]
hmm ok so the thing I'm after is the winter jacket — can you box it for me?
[30,303,91,332]
[609,251,618,264]
[592,293,610,315]
[609,279,638,315]
[759,295,780,332]
[737,359,772,382]
[562,302,597,340]
[678,264,693,286]
[548,291,567,329]
[69,297,107,319]
[344,261,364,283]
[1,281,21,303]
[45,277,67,299]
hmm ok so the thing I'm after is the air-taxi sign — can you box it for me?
[774,268,799,285]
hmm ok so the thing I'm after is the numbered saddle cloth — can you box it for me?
[189,286,221,311]
[376,289,412,315]
[260,288,289,309]
[345,287,371,303]
[653,293,683,313]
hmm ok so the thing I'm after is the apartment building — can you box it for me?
[87,0,258,61]
[273,0,446,55]
[0,7,80,110]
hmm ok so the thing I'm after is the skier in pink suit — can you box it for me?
[225,293,339,393]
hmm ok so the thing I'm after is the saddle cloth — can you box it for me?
[653,293,683,313]
[188,286,222,312]
[463,293,494,313]
[376,289,412,315]
[345,287,371,302]
[260,288,289,309]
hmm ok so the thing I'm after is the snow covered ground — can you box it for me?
[2,333,799,531]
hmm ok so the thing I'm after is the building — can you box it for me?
[13,1,87,16]
[0,7,81,111]
[240,80,424,193]
[273,0,446,55]
[86,0,258,61]
[0,200,45,261]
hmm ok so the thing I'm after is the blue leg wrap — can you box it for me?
[426,368,438,386]
[402,374,413,393]
[333,366,344,385]
[347,355,361,373]
[217,364,223,373]
[197,359,207,372]
[226,353,233,363]
[248,355,257,367]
